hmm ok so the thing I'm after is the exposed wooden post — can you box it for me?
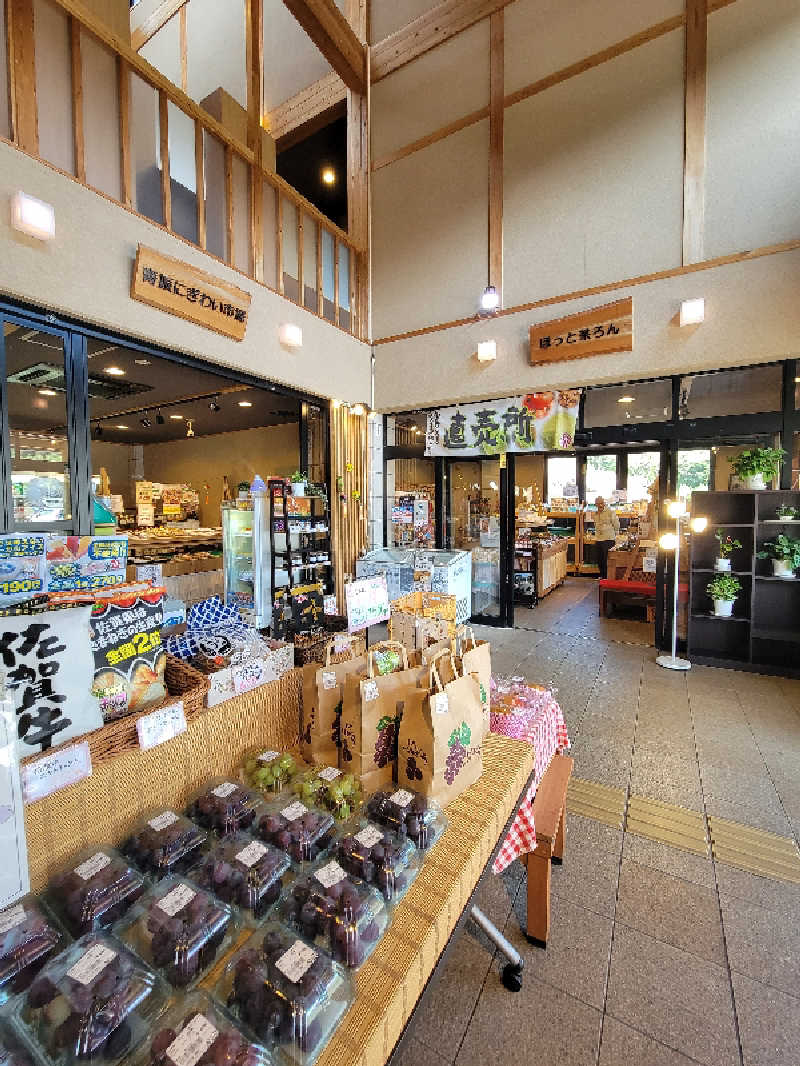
[70,17,85,183]
[281,0,366,92]
[488,10,504,306]
[194,118,206,249]
[316,222,323,314]
[683,0,707,265]
[179,3,187,93]
[117,57,131,207]
[334,238,340,326]
[224,144,234,265]
[276,190,284,293]
[246,0,264,281]
[8,0,38,153]
[297,209,305,305]
[158,88,171,230]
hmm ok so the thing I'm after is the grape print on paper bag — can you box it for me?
[444,722,472,785]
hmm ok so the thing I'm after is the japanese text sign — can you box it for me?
[89,590,166,722]
[46,536,128,593]
[21,740,92,804]
[0,535,47,605]
[426,392,580,457]
[131,245,251,342]
[345,575,391,633]
[529,297,633,366]
[136,700,187,751]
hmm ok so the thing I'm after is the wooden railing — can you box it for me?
[1,0,363,338]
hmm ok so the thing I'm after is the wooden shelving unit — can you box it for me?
[547,510,580,574]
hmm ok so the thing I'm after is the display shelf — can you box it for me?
[690,612,750,622]
[693,568,752,576]
[755,575,799,582]
[752,626,800,644]
[760,519,800,524]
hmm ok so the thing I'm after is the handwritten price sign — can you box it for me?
[136,701,187,751]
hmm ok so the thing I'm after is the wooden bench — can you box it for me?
[521,752,574,947]
[598,578,656,617]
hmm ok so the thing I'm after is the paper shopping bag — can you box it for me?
[457,627,492,734]
[300,637,367,765]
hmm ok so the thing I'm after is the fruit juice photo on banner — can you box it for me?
[425,391,581,456]
[89,587,166,722]
[0,535,47,606]
[46,535,128,592]
[300,651,367,766]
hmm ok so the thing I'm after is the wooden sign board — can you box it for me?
[530,297,632,366]
[131,245,251,341]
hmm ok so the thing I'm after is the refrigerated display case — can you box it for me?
[222,497,271,627]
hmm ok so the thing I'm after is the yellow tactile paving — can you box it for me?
[708,815,800,884]
[566,776,627,828]
[626,794,710,856]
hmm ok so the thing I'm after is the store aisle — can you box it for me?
[396,579,800,1066]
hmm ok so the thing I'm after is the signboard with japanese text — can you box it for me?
[21,740,92,804]
[137,504,155,528]
[46,536,128,593]
[425,392,580,457]
[345,575,391,633]
[0,535,47,606]
[89,589,166,722]
[161,486,182,518]
[131,245,251,341]
[529,297,633,366]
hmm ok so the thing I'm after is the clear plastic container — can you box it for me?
[0,1017,43,1066]
[253,799,335,867]
[364,788,447,850]
[129,990,269,1066]
[0,896,69,1006]
[278,859,388,970]
[240,751,298,796]
[288,769,363,823]
[332,818,421,905]
[12,932,169,1066]
[113,877,236,989]
[44,848,147,939]
[185,781,262,837]
[185,835,290,925]
[122,810,208,881]
[215,924,353,1066]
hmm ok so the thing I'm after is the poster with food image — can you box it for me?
[46,535,128,593]
[0,534,47,606]
[89,587,166,722]
[425,391,581,456]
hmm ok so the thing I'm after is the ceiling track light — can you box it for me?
[156,410,165,425]
[92,424,103,440]
[140,415,152,428]
[209,397,221,412]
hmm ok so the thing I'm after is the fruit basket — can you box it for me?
[364,789,447,851]
[215,924,353,1066]
[278,859,388,970]
[253,798,335,868]
[288,768,363,823]
[122,810,208,881]
[332,818,421,905]
[44,848,147,939]
[0,896,69,1006]
[185,780,262,837]
[11,932,169,1066]
[113,877,237,988]
[240,750,298,796]
[185,835,291,925]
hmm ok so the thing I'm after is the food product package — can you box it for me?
[0,895,68,1006]
[122,808,208,880]
[332,815,421,905]
[186,834,291,925]
[44,846,147,938]
[455,627,491,734]
[288,768,363,823]
[364,788,447,851]
[299,646,367,766]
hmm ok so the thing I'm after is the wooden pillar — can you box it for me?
[488,10,504,305]
[246,0,264,281]
[346,0,369,340]
[8,0,38,154]
[683,0,707,265]
[70,17,85,183]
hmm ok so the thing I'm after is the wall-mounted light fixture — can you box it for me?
[11,191,56,241]
[679,298,705,326]
[477,340,497,363]
[279,323,303,350]
[352,404,365,416]
[480,286,500,314]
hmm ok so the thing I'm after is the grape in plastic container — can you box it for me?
[240,751,297,796]
[10,931,169,1066]
[364,789,447,850]
[278,859,388,970]
[0,896,69,1006]
[215,924,353,1066]
[44,848,147,939]
[122,810,208,881]
[253,797,335,868]
[112,876,237,989]
[332,817,421,906]
[185,781,262,837]
[185,835,291,925]
[127,990,269,1066]
[0,1016,45,1066]
[288,769,362,823]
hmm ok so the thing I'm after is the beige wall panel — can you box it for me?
[187,0,246,108]
[263,0,330,110]
[505,0,682,95]
[81,32,121,201]
[372,120,489,339]
[140,9,181,88]
[0,143,371,403]
[370,0,443,45]
[371,21,489,160]
[706,0,800,259]
[503,33,684,311]
[373,247,800,410]
[34,0,74,175]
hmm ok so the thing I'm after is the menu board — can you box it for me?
[345,575,390,633]
[46,536,128,592]
[0,535,47,606]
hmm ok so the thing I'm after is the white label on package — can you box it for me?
[322,671,338,691]
[276,940,318,984]
[166,1015,219,1066]
[258,751,280,764]
[355,825,384,849]
[148,810,179,832]
[281,801,308,821]
[431,692,449,715]
[318,766,341,782]
[0,903,26,935]
[333,634,350,654]
[74,851,111,881]
[67,943,117,986]
[235,841,267,868]
[158,884,196,917]
[137,701,187,751]
[314,860,347,889]
[362,679,379,702]
[390,789,414,809]
[212,782,238,798]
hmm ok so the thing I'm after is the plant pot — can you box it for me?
[772,558,794,578]
[714,558,732,572]
[291,481,307,497]
[713,598,735,618]
[741,473,766,490]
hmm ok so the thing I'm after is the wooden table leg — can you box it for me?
[552,810,565,865]
[525,848,551,948]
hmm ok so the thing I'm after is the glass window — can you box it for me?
[386,413,426,447]
[585,454,617,502]
[387,458,434,548]
[447,459,501,618]
[584,380,672,428]
[677,449,712,500]
[546,455,577,503]
[627,451,660,502]
[680,365,782,419]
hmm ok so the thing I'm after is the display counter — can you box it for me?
[126,527,223,603]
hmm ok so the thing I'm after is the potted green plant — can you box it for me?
[757,534,800,578]
[714,528,742,572]
[706,573,742,617]
[730,447,785,490]
[776,504,798,521]
[289,470,307,497]
[237,480,250,500]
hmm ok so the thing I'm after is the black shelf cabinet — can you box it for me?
[688,490,800,675]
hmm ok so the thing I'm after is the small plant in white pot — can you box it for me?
[757,535,800,578]
[730,447,785,490]
[706,574,741,617]
[776,504,797,521]
[714,528,742,571]
[289,471,307,496]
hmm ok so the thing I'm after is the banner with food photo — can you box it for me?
[425,391,581,456]
[46,535,128,592]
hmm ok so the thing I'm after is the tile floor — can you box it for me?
[394,578,800,1066]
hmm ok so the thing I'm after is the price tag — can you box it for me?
[431,692,449,715]
[158,884,196,917]
[314,861,347,889]
[137,701,186,751]
[212,782,238,798]
[136,564,163,584]
[643,556,657,573]
[318,766,341,782]
[148,810,179,832]
[333,634,350,655]
[362,680,379,702]
[74,851,111,881]
[165,1015,219,1066]
[281,801,307,821]
[355,825,384,849]
[276,940,318,983]
[258,751,280,764]
[67,943,116,986]
[22,741,92,804]
[0,903,26,935]
[322,671,337,691]
[390,789,414,809]
[235,841,267,868]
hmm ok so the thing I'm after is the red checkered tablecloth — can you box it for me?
[490,687,569,874]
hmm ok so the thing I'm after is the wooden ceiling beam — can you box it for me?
[280,0,366,92]
[266,70,346,143]
[131,0,188,51]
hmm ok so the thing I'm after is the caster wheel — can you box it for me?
[501,964,523,993]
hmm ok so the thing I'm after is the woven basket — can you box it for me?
[293,631,367,666]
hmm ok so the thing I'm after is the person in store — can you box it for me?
[594,496,620,579]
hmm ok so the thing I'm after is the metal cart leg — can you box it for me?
[469,906,523,992]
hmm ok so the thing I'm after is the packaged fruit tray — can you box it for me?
[0,1017,42,1066]
[278,859,388,970]
[44,848,147,939]
[113,877,237,989]
[215,924,353,1066]
[0,896,69,1007]
[186,835,291,925]
[254,799,335,868]
[364,789,447,850]
[10,932,169,1066]
[185,781,262,837]
[241,751,298,795]
[288,768,362,822]
[122,810,208,881]
[332,818,421,906]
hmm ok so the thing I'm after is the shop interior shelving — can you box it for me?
[546,510,580,575]
[269,480,333,605]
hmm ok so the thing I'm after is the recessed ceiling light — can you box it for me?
[134,358,151,366]
[38,388,56,396]
[321,167,336,186]
[115,424,129,430]
[618,395,635,403]
[238,400,253,408]
[105,366,125,376]
[169,414,184,420]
